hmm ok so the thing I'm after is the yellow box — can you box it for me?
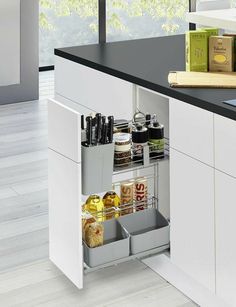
[209,36,234,72]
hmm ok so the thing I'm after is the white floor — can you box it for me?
[0,71,198,307]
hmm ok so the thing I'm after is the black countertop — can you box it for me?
[55,35,236,121]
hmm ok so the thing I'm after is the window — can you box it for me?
[106,0,189,42]
[39,0,98,67]
[39,0,190,68]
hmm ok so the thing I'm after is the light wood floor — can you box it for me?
[0,71,198,307]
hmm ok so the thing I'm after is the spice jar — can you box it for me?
[114,133,131,167]
[114,119,131,134]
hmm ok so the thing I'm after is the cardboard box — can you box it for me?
[186,31,208,72]
[199,28,219,38]
[199,28,219,69]
[209,36,234,72]
[224,34,236,71]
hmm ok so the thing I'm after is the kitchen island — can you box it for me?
[49,35,236,307]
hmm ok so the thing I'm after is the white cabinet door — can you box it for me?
[48,98,83,289]
[55,56,134,119]
[170,149,215,292]
[170,98,214,167]
[215,170,236,306]
[215,114,236,179]
[48,98,81,163]
[49,150,83,289]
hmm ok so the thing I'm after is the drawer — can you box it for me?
[55,56,134,119]
[170,98,214,166]
[215,114,236,178]
[48,98,81,163]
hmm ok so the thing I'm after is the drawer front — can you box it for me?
[170,149,215,292]
[55,56,134,119]
[215,170,236,306]
[49,149,83,289]
[170,98,214,167]
[215,114,236,178]
[48,98,81,163]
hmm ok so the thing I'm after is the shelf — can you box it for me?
[186,8,236,32]
[113,152,169,175]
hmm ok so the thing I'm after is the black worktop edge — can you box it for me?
[55,48,236,121]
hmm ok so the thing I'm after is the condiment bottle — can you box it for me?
[132,123,149,164]
[114,133,132,167]
[148,115,164,159]
[84,195,105,222]
[103,191,121,220]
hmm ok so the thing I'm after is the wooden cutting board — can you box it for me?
[168,71,236,88]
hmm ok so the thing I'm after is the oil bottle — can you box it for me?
[103,191,120,220]
[84,195,105,222]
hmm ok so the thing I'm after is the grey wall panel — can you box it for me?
[0,0,20,86]
[0,0,39,104]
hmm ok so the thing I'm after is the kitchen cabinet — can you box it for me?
[170,98,214,167]
[51,35,236,306]
[215,114,236,178]
[170,148,215,292]
[55,56,134,119]
[215,170,236,306]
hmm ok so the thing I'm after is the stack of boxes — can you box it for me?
[186,28,236,73]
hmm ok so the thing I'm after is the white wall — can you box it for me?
[0,0,20,86]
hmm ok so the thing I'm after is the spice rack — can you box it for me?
[113,139,169,174]
[48,98,170,289]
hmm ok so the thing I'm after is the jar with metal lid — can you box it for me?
[114,119,131,134]
[114,133,131,167]
[132,124,149,164]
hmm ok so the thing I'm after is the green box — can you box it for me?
[199,28,219,69]
[199,28,219,38]
[186,31,208,72]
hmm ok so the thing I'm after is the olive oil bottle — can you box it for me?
[84,195,105,222]
[103,191,121,220]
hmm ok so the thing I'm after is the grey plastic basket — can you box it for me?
[119,208,170,255]
[81,142,114,195]
[83,219,130,268]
